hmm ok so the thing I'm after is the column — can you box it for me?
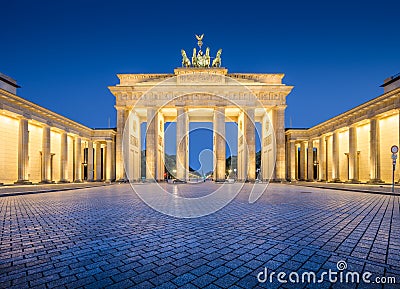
[74,137,82,182]
[176,107,189,181]
[41,125,51,183]
[261,112,273,181]
[318,135,326,181]
[369,118,382,183]
[332,130,340,182]
[95,142,102,181]
[272,106,286,181]
[348,126,359,182]
[299,142,306,180]
[245,108,256,181]
[289,141,296,181]
[106,140,113,182]
[111,139,116,181]
[59,132,68,182]
[213,107,226,182]
[157,116,165,182]
[15,117,31,184]
[146,108,158,180]
[307,140,314,181]
[115,107,129,181]
[87,140,94,181]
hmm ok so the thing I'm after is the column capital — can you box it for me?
[273,105,287,111]
[369,116,380,122]
[42,122,52,128]
[175,106,188,112]
[115,105,130,111]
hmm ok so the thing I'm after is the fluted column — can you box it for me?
[15,117,30,184]
[332,130,340,182]
[213,107,226,182]
[307,140,314,181]
[369,118,382,183]
[41,125,52,183]
[318,136,326,181]
[146,108,158,180]
[95,142,102,181]
[87,140,94,181]
[272,106,286,181]
[244,108,256,181]
[348,126,359,182]
[116,107,129,181]
[299,142,306,180]
[59,132,68,182]
[106,140,113,182]
[74,137,82,182]
[289,141,296,181]
[176,107,189,181]
[111,140,116,181]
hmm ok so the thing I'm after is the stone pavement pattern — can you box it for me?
[0,183,399,288]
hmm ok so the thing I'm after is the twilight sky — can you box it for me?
[2,0,399,172]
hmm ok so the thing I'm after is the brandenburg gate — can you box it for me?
[108,36,293,182]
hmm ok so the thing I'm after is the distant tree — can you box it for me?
[256,150,261,170]
[164,154,176,173]
[225,151,261,176]
[141,150,146,178]
[226,155,237,172]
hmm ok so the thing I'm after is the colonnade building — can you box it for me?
[1,67,399,185]
[286,74,400,183]
[0,73,116,185]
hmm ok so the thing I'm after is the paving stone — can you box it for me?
[171,272,197,286]
[0,183,398,288]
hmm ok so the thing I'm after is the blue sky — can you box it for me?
[2,0,399,172]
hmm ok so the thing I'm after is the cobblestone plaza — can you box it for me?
[0,183,399,288]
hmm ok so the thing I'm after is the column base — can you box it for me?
[272,178,286,183]
[58,180,70,183]
[306,179,315,182]
[39,180,55,184]
[367,179,384,184]
[346,179,361,184]
[329,178,342,183]
[14,180,32,185]
[74,179,83,183]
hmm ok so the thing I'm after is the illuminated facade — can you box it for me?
[1,68,399,185]
[286,74,400,183]
[0,74,116,185]
[108,68,293,182]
